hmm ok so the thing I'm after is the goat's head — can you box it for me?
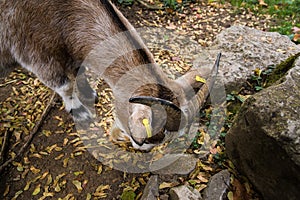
[116,53,222,151]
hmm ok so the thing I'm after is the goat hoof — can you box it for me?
[70,105,93,126]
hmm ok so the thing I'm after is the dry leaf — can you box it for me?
[159,182,179,189]
[32,184,41,196]
[86,193,92,200]
[30,166,41,174]
[72,180,83,192]
[293,33,300,42]
[3,185,10,196]
[46,174,53,185]
[24,181,32,191]
[74,171,84,176]
[258,0,268,7]
[94,184,110,198]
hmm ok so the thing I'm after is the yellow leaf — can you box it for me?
[195,75,206,83]
[253,68,262,76]
[32,184,41,196]
[259,0,268,7]
[94,185,110,198]
[97,165,103,174]
[55,153,64,160]
[24,181,32,191]
[72,180,83,192]
[46,174,53,185]
[227,191,234,200]
[86,193,92,200]
[74,171,84,176]
[63,158,69,167]
[12,190,23,200]
[159,182,178,189]
[30,166,41,174]
[54,184,61,192]
[23,157,30,164]
[45,144,57,153]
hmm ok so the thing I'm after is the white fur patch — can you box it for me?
[55,82,81,112]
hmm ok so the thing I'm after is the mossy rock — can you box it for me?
[266,52,300,87]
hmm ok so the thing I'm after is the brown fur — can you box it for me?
[0,0,215,150]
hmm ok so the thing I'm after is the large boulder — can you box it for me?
[226,57,300,200]
[195,25,300,90]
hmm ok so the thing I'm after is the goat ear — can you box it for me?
[129,96,185,131]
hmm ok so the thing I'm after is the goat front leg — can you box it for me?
[27,61,94,122]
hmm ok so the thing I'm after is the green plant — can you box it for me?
[164,0,178,9]
[228,0,300,38]
[117,0,134,6]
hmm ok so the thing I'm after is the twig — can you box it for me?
[136,0,163,10]
[0,79,18,87]
[0,130,10,165]
[0,92,56,173]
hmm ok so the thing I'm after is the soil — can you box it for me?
[0,1,275,199]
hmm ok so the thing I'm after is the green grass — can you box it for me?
[228,0,300,36]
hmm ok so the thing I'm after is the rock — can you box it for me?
[202,170,231,200]
[151,154,198,175]
[169,185,202,200]
[226,57,300,200]
[140,175,159,200]
[159,194,169,200]
[194,25,300,90]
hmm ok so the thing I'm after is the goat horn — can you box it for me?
[185,53,221,122]
[129,96,186,131]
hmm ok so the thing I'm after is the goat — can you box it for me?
[0,0,220,150]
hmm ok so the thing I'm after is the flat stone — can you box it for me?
[203,170,231,200]
[151,154,198,175]
[140,175,159,200]
[169,185,202,200]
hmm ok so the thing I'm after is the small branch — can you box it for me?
[0,79,18,87]
[0,92,56,173]
[136,0,163,10]
[0,130,10,165]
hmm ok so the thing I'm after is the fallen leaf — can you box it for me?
[159,182,179,189]
[86,193,92,200]
[46,174,53,185]
[12,190,23,200]
[293,33,300,42]
[3,185,10,196]
[228,191,234,200]
[30,166,41,174]
[32,184,41,196]
[24,180,32,191]
[72,180,83,192]
[74,171,84,176]
[258,0,268,7]
[94,184,110,197]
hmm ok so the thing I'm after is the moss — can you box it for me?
[266,53,300,87]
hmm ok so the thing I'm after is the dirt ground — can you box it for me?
[0,1,274,199]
